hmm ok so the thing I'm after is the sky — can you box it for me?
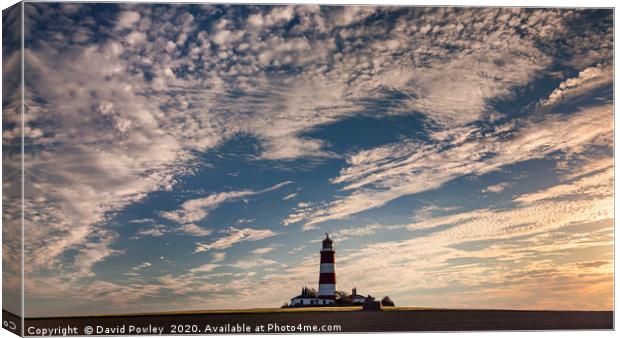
[1,4,613,317]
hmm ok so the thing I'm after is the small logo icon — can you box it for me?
[84,326,93,335]
[3,320,16,331]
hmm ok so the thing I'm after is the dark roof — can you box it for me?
[322,233,332,244]
[291,295,318,300]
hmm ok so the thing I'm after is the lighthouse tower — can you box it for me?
[318,233,336,303]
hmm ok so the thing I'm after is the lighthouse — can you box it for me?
[318,233,336,302]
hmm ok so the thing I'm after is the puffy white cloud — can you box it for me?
[482,182,513,194]
[211,252,227,263]
[248,6,295,28]
[178,223,213,237]
[117,11,141,28]
[125,31,147,45]
[332,6,377,26]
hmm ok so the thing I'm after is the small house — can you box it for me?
[289,287,333,307]
[350,287,367,304]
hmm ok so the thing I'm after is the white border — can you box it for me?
[0,1,616,338]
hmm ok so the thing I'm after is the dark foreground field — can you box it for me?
[7,308,613,335]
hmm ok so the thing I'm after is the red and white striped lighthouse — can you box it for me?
[318,233,336,302]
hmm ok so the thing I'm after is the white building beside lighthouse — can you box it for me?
[289,287,332,306]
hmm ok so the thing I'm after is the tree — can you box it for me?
[381,296,395,307]
[308,288,318,298]
[281,302,289,308]
[301,286,318,298]
[335,290,352,305]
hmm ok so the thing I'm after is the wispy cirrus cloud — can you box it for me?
[542,63,612,107]
[287,90,612,229]
[131,262,152,271]
[194,227,279,253]
[329,223,403,242]
[18,5,611,282]
[282,192,298,201]
[230,258,279,270]
[161,181,292,224]
[132,224,170,239]
[178,223,213,237]
[141,159,613,310]
[251,247,275,255]
[132,223,213,239]
[160,191,255,224]
[288,160,612,312]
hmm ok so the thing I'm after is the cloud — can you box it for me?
[132,224,171,239]
[194,227,279,253]
[412,204,460,223]
[132,223,212,239]
[72,231,124,279]
[20,6,607,279]
[117,11,141,28]
[129,218,155,224]
[515,161,612,204]
[323,166,612,311]
[482,182,513,194]
[160,191,253,224]
[330,223,403,242]
[161,181,292,224]
[149,153,612,311]
[250,247,274,255]
[542,63,612,107]
[282,193,298,200]
[131,262,152,271]
[289,102,612,229]
[282,201,328,227]
[332,6,377,26]
[230,258,278,270]
[178,223,213,237]
[125,31,147,45]
[189,263,220,273]
[406,157,612,240]
[247,6,295,28]
[211,252,226,263]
